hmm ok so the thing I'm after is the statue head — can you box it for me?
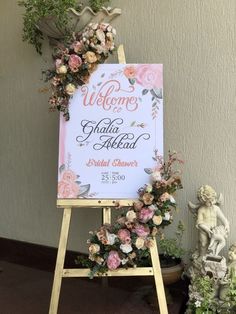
[228,244,236,262]
[197,185,217,206]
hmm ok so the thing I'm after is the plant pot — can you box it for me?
[161,262,184,285]
[36,6,121,40]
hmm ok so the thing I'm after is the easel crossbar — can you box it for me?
[62,267,154,278]
[57,199,136,208]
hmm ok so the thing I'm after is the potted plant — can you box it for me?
[158,221,186,285]
[18,0,121,54]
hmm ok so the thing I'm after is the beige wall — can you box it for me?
[0,0,235,253]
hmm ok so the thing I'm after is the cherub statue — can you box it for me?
[189,185,229,257]
[228,243,236,279]
[219,243,236,301]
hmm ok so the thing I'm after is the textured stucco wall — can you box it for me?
[0,0,235,253]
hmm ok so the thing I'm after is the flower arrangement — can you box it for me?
[80,151,183,278]
[44,22,116,121]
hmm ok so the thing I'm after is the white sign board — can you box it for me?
[57,64,163,199]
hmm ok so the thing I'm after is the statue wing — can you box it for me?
[188,201,200,217]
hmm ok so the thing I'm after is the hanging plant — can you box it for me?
[18,0,113,54]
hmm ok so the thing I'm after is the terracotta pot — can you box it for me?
[161,262,184,285]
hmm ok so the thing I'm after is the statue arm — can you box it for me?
[216,207,230,232]
[198,223,212,237]
[197,208,212,236]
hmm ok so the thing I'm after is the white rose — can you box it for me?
[163,212,171,221]
[120,243,133,254]
[65,83,76,95]
[152,215,163,225]
[146,184,153,193]
[151,171,162,182]
[135,237,145,249]
[169,195,176,203]
[56,65,67,74]
[106,231,117,245]
[96,29,105,42]
[148,204,157,211]
[121,258,129,265]
[126,210,137,222]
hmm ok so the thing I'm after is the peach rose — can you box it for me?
[142,193,154,205]
[136,64,163,89]
[62,170,77,182]
[133,201,144,211]
[58,180,79,198]
[124,65,136,79]
[84,51,97,63]
[135,237,145,249]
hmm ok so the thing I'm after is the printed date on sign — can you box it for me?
[101,172,125,184]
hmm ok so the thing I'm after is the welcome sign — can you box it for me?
[57,64,163,199]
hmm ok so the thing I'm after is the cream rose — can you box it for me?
[126,210,137,222]
[65,83,76,95]
[84,51,97,63]
[88,243,100,254]
[152,215,163,226]
[57,65,67,74]
[135,237,145,249]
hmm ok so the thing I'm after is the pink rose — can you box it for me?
[138,207,154,223]
[72,41,83,53]
[68,54,82,72]
[118,229,131,244]
[61,170,77,182]
[124,66,136,79]
[58,180,79,198]
[134,224,150,238]
[55,59,62,68]
[159,192,171,202]
[107,251,121,270]
[136,64,163,89]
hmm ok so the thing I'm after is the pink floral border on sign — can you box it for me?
[123,64,163,119]
[57,154,95,198]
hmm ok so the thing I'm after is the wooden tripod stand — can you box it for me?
[49,199,168,314]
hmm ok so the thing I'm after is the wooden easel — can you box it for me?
[49,46,168,314]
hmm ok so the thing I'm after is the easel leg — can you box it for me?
[49,207,72,314]
[150,239,168,314]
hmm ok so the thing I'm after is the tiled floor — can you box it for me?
[0,261,157,314]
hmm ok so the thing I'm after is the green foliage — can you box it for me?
[159,220,185,259]
[89,0,111,12]
[18,0,79,54]
[18,0,112,54]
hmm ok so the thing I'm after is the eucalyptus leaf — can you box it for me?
[128,78,135,85]
[144,168,153,175]
[142,89,149,95]
[59,164,65,173]
[151,88,163,99]
[78,184,90,196]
